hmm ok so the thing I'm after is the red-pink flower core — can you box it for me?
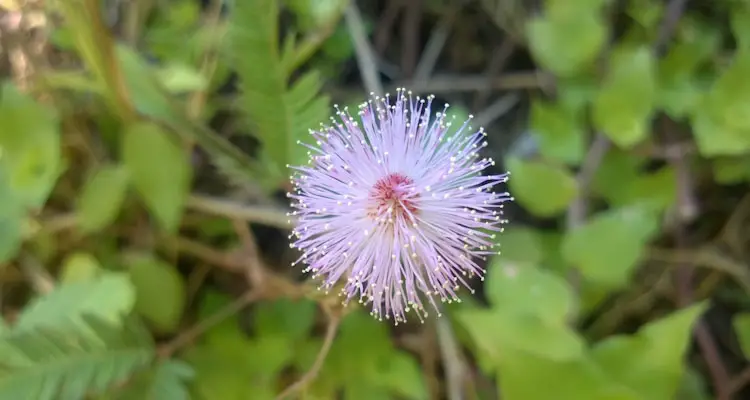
[368,173,419,223]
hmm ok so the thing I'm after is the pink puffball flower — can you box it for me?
[287,89,512,324]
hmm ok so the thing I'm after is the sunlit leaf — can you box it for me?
[562,205,660,289]
[76,163,130,234]
[506,157,577,217]
[122,122,192,232]
[128,256,187,334]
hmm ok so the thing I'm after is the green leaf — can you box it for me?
[145,0,201,64]
[155,64,208,94]
[657,18,719,118]
[626,0,663,30]
[732,4,750,51]
[122,122,192,232]
[485,261,576,325]
[376,352,428,400]
[15,273,136,332]
[591,303,707,400]
[527,11,607,77]
[317,312,392,383]
[59,252,102,284]
[706,51,750,132]
[227,0,330,172]
[557,75,598,111]
[186,337,277,400]
[495,226,544,266]
[116,46,269,190]
[458,310,584,363]
[494,347,639,400]
[591,148,645,202]
[0,315,154,400]
[312,311,425,398]
[321,25,356,61]
[506,157,577,217]
[593,46,657,148]
[111,360,194,400]
[733,312,750,358]
[128,256,186,334]
[675,366,711,400]
[286,0,347,31]
[610,166,677,212]
[185,291,298,399]
[254,298,317,340]
[713,157,750,184]
[562,205,660,289]
[0,166,23,264]
[529,99,585,165]
[186,332,288,399]
[0,82,62,209]
[77,163,130,234]
[691,104,750,156]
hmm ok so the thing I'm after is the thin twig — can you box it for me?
[648,246,750,294]
[413,3,460,83]
[654,0,690,56]
[437,316,465,400]
[186,0,224,120]
[285,2,348,75]
[19,253,55,294]
[275,313,341,399]
[664,112,730,400]
[565,134,611,230]
[400,0,422,77]
[729,367,750,395]
[472,92,520,128]
[231,220,265,286]
[345,3,384,96]
[186,194,292,229]
[694,322,730,400]
[392,71,541,94]
[158,289,262,358]
[374,0,404,54]
[169,236,242,271]
[564,135,610,291]
[473,38,516,110]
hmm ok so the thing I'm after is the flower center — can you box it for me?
[367,173,419,223]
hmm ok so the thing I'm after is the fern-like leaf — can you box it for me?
[227,0,331,173]
[15,273,135,332]
[109,360,194,400]
[115,45,272,191]
[0,315,155,400]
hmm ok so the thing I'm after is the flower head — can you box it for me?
[288,89,512,324]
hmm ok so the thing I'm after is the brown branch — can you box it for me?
[374,0,405,54]
[19,253,55,295]
[346,3,384,96]
[231,220,265,286]
[169,236,242,272]
[157,289,262,359]
[564,134,610,290]
[729,367,750,395]
[400,0,422,77]
[565,134,610,230]
[437,316,466,400]
[391,71,543,94]
[472,38,516,110]
[654,0,690,56]
[186,194,292,229]
[663,115,730,400]
[275,312,341,399]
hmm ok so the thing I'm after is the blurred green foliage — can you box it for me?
[2,0,750,399]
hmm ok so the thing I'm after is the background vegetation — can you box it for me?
[2,0,750,399]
